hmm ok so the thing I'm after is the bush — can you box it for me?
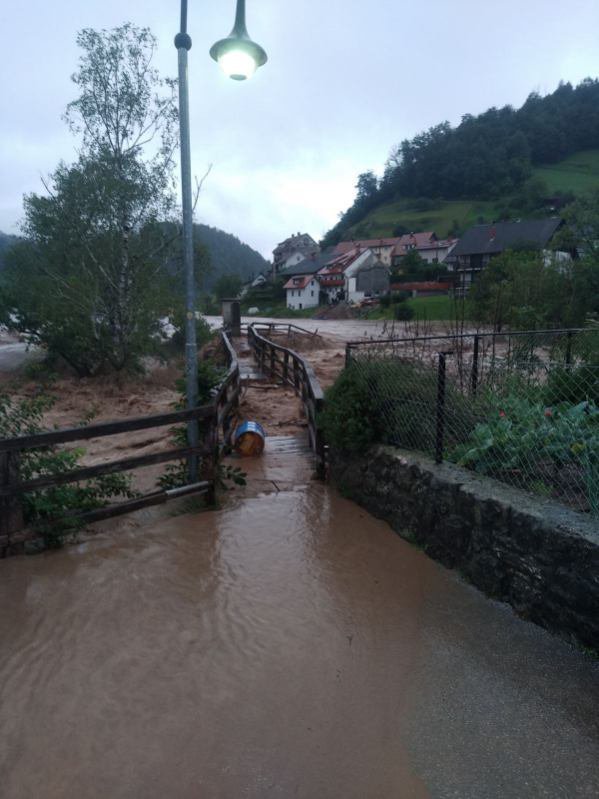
[319,366,380,453]
[394,304,414,320]
[0,394,134,546]
[320,359,476,455]
[544,365,599,406]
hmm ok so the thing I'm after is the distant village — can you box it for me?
[249,217,571,312]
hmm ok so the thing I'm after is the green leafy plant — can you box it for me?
[451,396,599,514]
[0,394,135,547]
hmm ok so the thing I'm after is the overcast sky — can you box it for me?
[2,0,599,258]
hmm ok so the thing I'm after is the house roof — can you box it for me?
[279,250,334,277]
[334,237,400,255]
[450,218,563,258]
[319,247,370,275]
[283,274,314,291]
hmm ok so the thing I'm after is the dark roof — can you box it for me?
[450,218,563,258]
[279,249,335,277]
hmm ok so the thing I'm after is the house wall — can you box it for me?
[356,264,390,297]
[286,278,319,310]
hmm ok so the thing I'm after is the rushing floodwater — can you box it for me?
[1,485,598,798]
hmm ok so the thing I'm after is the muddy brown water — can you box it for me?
[1,477,599,798]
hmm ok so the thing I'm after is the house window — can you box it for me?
[311,291,314,297]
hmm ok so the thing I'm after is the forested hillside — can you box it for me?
[0,225,269,287]
[194,223,269,288]
[323,79,599,245]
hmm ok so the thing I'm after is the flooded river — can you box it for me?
[1,481,598,798]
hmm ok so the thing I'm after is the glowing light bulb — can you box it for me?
[217,49,257,80]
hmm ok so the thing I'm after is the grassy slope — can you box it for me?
[347,149,599,239]
[534,149,599,193]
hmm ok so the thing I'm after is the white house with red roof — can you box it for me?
[283,273,320,310]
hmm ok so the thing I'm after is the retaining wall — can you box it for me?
[331,446,599,650]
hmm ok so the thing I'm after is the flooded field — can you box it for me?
[1,481,598,798]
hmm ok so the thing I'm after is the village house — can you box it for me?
[391,232,457,266]
[447,218,566,291]
[272,232,319,279]
[334,232,457,268]
[333,237,400,266]
[282,251,332,310]
[318,247,389,304]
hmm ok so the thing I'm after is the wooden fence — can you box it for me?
[0,330,241,556]
[247,323,325,475]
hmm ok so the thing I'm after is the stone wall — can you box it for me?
[331,446,599,650]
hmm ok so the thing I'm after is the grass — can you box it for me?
[350,198,501,239]
[533,149,599,194]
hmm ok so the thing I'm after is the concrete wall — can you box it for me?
[331,445,599,650]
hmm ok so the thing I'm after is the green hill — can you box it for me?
[322,79,599,245]
[343,149,599,240]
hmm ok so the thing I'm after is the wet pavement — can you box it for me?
[1,449,598,798]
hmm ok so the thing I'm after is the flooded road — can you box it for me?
[1,480,598,798]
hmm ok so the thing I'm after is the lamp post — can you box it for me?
[174,0,267,481]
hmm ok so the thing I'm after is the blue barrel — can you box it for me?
[233,421,266,456]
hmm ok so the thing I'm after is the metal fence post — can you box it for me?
[470,334,480,396]
[435,352,448,465]
[345,344,352,369]
[565,330,573,367]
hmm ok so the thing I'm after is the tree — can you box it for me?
[214,273,243,301]
[0,24,180,375]
[470,250,587,331]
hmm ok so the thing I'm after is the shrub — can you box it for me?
[544,365,599,406]
[394,304,414,321]
[320,359,476,455]
[0,394,134,546]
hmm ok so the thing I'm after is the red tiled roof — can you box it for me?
[283,274,313,290]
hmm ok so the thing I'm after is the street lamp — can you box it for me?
[174,0,267,481]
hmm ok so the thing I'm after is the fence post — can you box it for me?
[565,330,573,367]
[0,451,24,552]
[435,353,448,465]
[270,345,275,377]
[283,351,289,384]
[201,410,218,506]
[470,334,480,396]
[345,344,352,369]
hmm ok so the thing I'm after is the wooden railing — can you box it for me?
[0,330,241,555]
[247,323,325,475]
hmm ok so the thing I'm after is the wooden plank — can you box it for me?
[34,481,212,528]
[0,445,212,497]
[0,405,215,453]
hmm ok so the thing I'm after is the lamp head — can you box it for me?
[209,0,267,81]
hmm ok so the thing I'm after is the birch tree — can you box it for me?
[1,24,181,374]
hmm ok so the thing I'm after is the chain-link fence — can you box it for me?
[346,329,599,518]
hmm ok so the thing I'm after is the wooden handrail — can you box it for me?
[247,324,325,476]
